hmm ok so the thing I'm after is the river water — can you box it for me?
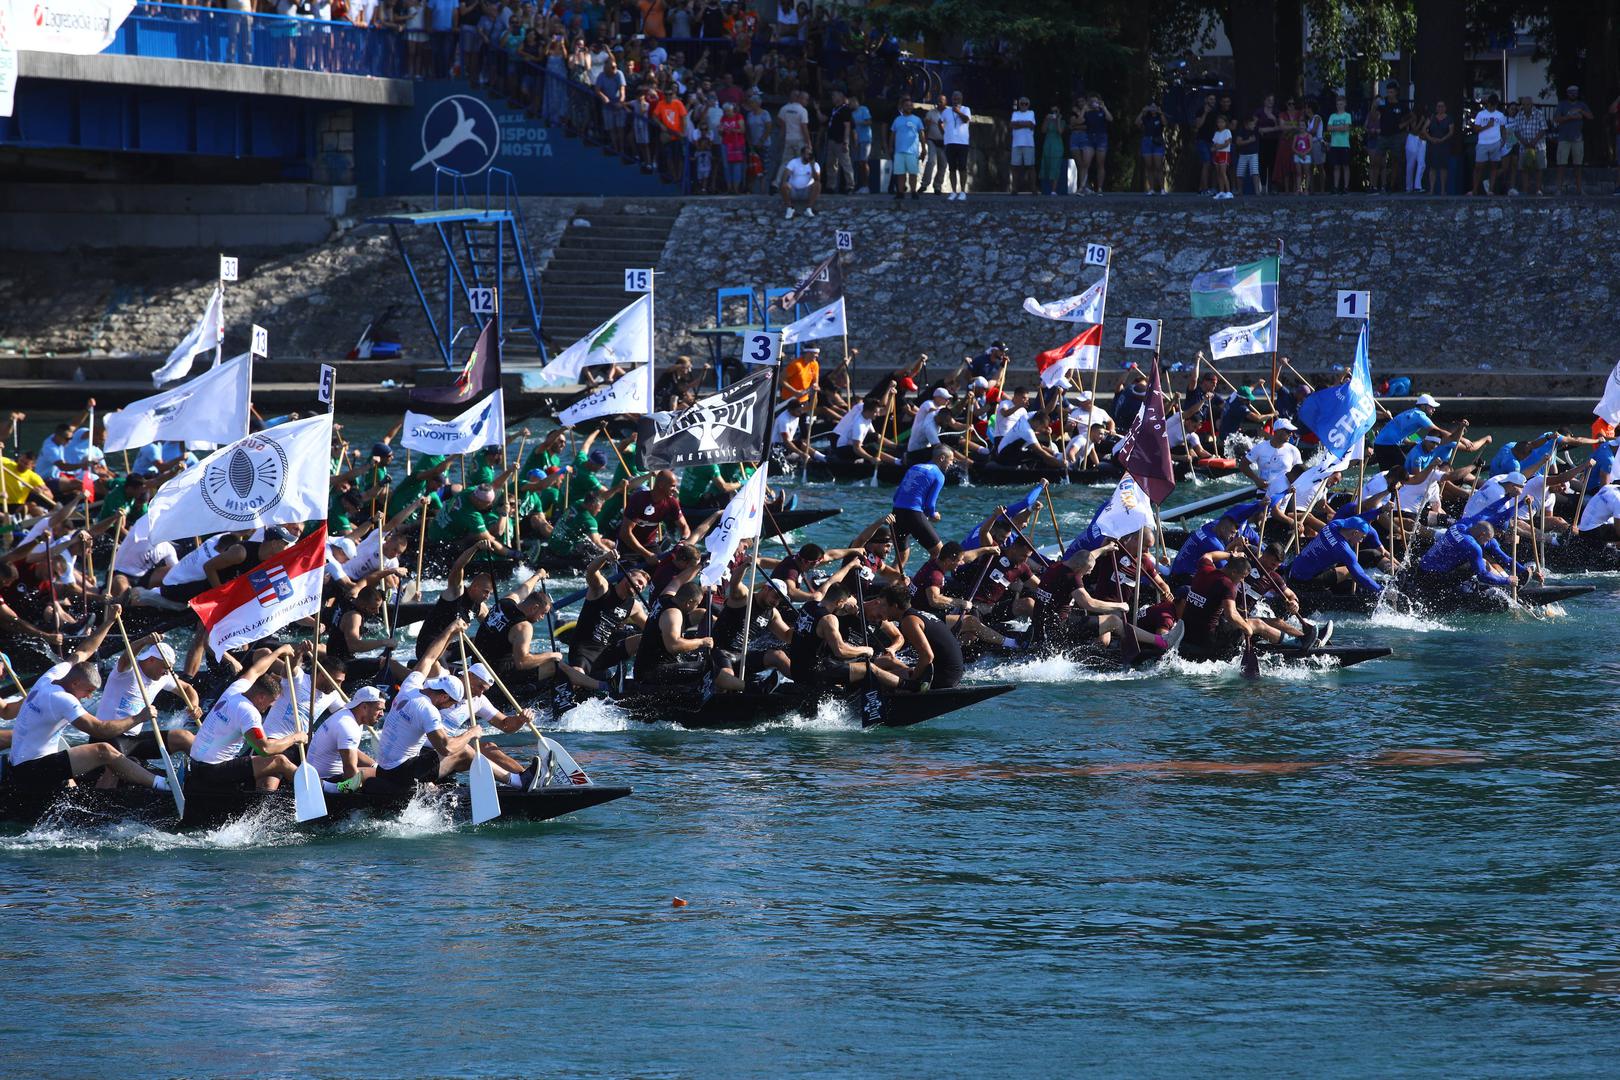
[3,415,1619,1077]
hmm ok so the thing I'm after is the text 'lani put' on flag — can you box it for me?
[401,389,506,456]
[700,465,770,588]
[1207,313,1278,361]
[638,368,773,470]
[189,525,328,659]
[1034,324,1103,388]
[1298,322,1379,460]
[410,318,500,410]
[104,352,251,452]
[1189,256,1280,318]
[151,284,224,386]
[1022,276,1107,324]
[539,295,652,382]
[559,364,650,426]
[140,412,335,545]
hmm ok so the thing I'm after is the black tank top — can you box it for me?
[474,597,526,665]
[788,600,830,674]
[418,589,486,654]
[905,609,963,682]
[573,586,637,656]
[714,600,774,654]
[634,602,683,676]
[323,596,357,659]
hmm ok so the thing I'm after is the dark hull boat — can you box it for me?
[1068,641,1392,673]
[1292,582,1596,617]
[0,776,632,832]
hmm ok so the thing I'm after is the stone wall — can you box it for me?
[655,198,1619,377]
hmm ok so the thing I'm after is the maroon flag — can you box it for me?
[1118,359,1176,505]
[410,319,500,412]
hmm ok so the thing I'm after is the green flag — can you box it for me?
[1189,256,1279,317]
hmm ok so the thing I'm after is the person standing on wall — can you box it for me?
[1551,84,1593,196]
[941,90,973,200]
[1009,96,1037,195]
[920,95,948,195]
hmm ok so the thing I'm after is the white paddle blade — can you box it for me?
[165,764,187,822]
[469,750,502,824]
[293,761,328,822]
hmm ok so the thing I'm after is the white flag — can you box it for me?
[1095,475,1155,539]
[401,390,506,456]
[152,285,224,386]
[700,465,769,588]
[779,297,847,345]
[540,295,652,381]
[1207,314,1278,361]
[104,353,250,453]
[1596,358,1620,425]
[560,365,651,426]
[142,413,335,544]
[1022,277,1106,323]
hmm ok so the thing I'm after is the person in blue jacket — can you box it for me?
[890,445,953,568]
[1409,519,1529,594]
[1285,515,1390,594]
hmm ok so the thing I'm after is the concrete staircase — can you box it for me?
[539,204,682,351]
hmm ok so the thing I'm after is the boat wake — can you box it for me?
[547,696,632,732]
[1350,606,1452,634]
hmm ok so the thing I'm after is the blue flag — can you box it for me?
[962,483,1044,550]
[1298,322,1377,459]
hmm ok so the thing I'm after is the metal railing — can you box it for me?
[107,2,410,78]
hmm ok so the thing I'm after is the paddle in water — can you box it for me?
[458,634,502,824]
[113,613,186,821]
[282,656,328,823]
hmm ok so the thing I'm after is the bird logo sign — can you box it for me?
[413,95,501,175]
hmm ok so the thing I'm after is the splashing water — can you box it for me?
[546,695,632,733]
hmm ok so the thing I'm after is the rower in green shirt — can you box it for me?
[543,489,613,561]
[427,484,512,554]
[678,462,748,507]
[96,473,151,523]
[393,454,450,511]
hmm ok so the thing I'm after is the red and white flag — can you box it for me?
[1035,324,1102,387]
[189,525,327,659]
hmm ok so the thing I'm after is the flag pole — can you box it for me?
[1088,264,1110,429]
[1266,240,1284,426]
[737,352,787,667]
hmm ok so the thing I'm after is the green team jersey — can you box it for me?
[467,456,501,488]
[97,478,143,522]
[354,463,390,492]
[428,493,495,542]
[544,505,600,555]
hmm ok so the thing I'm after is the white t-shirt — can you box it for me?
[908,400,945,452]
[261,670,344,740]
[1579,485,1620,532]
[997,408,1038,451]
[784,157,820,190]
[112,515,179,579]
[1463,476,1511,519]
[772,411,801,443]
[833,407,874,448]
[307,709,365,778]
[1010,110,1036,149]
[1246,440,1302,498]
[9,662,83,764]
[440,693,502,735]
[941,105,972,145]
[1474,109,1506,146]
[165,536,226,587]
[96,661,176,735]
[778,102,809,145]
[1211,128,1233,154]
[376,693,445,770]
[335,531,395,584]
[190,678,265,765]
[1065,431,1094,461]
[1291,462,1340,509]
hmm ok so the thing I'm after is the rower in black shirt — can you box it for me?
[471,566,600,695]
[569,554,650,677]
[785,582,903,692]
[871,583,962,689]
[709,576,795,692]
[632,581,712,686]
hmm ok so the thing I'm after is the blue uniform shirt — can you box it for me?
[893,463,945,516]
[1374,407,1436,447]
[1419,523,1515,587]
[1285,517,1383,593]
[1404,440,1457,474]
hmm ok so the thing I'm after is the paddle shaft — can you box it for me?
[114,612,185,819]
[456,629,546,740]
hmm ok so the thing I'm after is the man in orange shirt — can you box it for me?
[652,92,688,184]
[781,343,822,401]
[639,0,666,38]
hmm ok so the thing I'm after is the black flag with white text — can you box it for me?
[638,369,773,470]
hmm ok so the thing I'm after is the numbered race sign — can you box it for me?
[1123,318,1160,351]
[624,268,653,292]
[467,286,497,316]
[317,364,336,406]
[250,324,269,359]
[1084,243,1111,267]
[742,331,781,367]
[1336,290,1370,319]
[219,255,239,282]
[834,229,853,252]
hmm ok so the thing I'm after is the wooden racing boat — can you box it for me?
[0,773,632,832]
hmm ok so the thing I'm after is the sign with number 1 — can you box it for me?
[624,268,653,292]
[1123,318,1160,351]
[742,331,781,367]
[1336,290,1370,319]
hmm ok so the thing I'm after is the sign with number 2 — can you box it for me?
[1123,318,1160,351]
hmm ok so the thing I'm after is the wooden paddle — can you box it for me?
[458,633,502,823]
[114,613,186,820]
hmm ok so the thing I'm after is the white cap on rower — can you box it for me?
[1416,393,1441,408]
[328,536,358,557]
[1503,471,1527,486]
[969,376,990,391]
[931,387,951,401]
[423,676,465,702]
[137,642,177,666]
[467,662,494,685]
[1273,418,1298,432]
[347,685,387,709]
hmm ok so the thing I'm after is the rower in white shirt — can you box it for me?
[1576,482,1620,545]
[306,685,387,793]
[905,388,958,465]
[94,639,198,760]
[187,645,309,792]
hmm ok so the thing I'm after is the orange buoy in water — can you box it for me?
[671,897,688,908]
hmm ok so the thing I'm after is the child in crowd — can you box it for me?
[1291,123,1314,194]
[694,135,715,193]
[1210,115,1233,199]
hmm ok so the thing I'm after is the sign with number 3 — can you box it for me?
[742,331,780,367]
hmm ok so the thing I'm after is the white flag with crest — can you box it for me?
[779,297,847,345]
[105,353,251,452]
[1207,314,1278,361]
[152,285,224,386]
[560,365,651,425]
[701,465,770,588]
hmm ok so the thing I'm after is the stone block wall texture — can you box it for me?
[3,197,1615,384]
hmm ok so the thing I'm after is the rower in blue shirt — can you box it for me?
[1168,516,1259,585]
[1372,394,1453,471]
[1487,432,1557,479]
[891,445,954,567]
[1583,438,1617,495]
[1285,516,1389,594]
[1411,520,1527,592]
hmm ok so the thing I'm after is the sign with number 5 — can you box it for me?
[1084,243,1111,267]
[742,331,781,367]
[1336,290,1370,319]
[624,268,653,292]
[1123,318,1160,351]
